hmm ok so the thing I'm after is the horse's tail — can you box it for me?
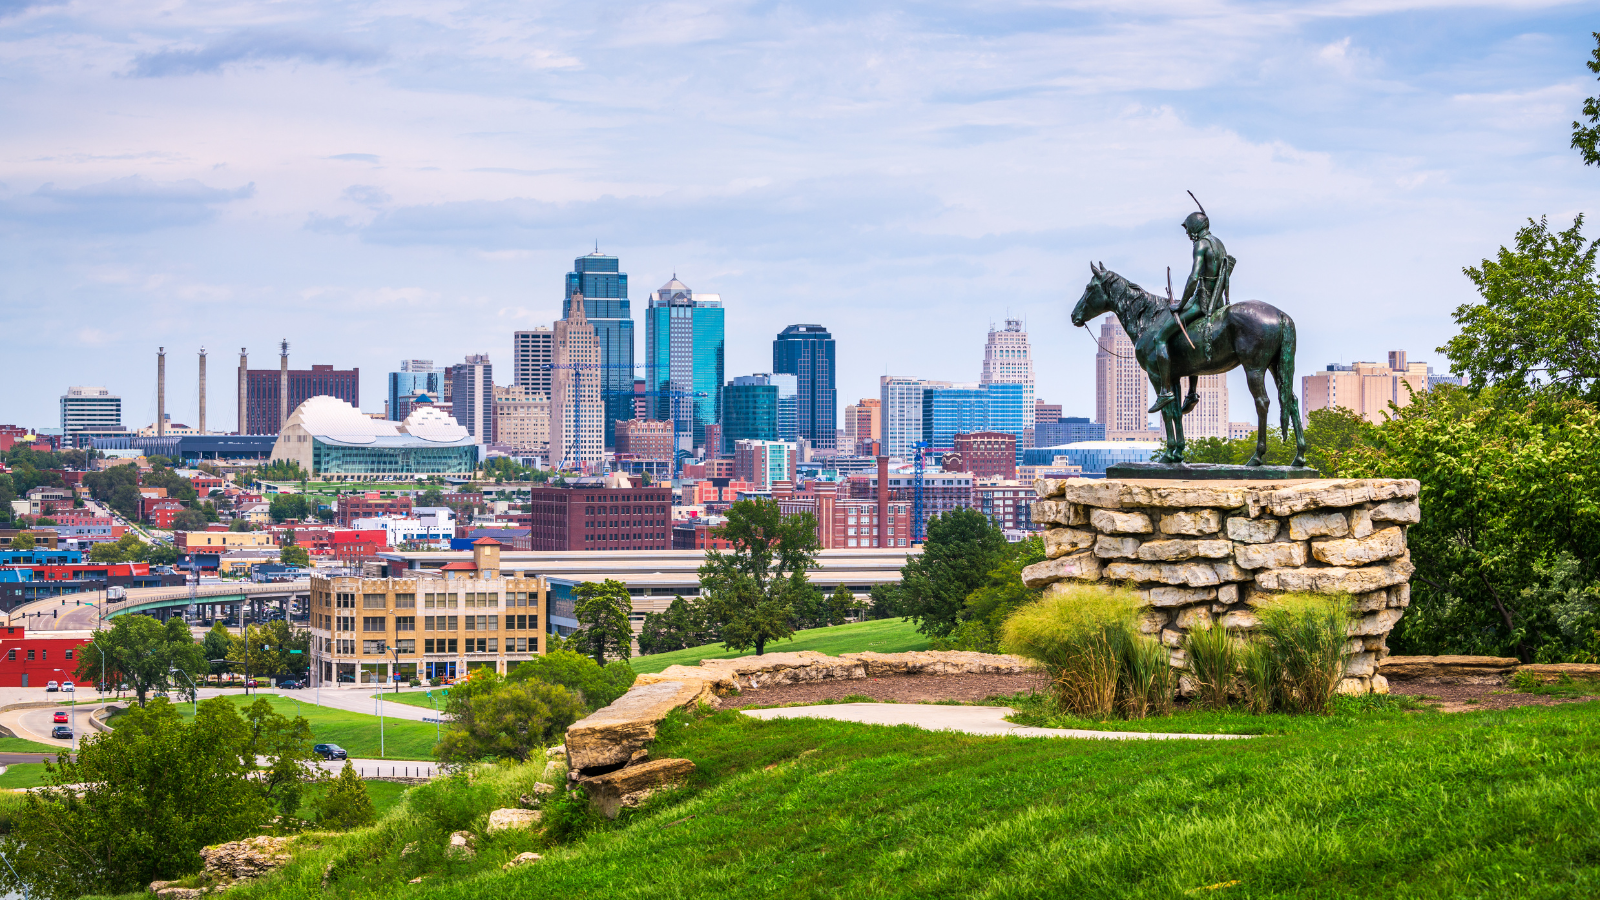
[1275,313,1297,441]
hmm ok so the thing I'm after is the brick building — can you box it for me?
[944,431,1017,480]
[522,475,672,551]
[0,624,93,687]
[336,494,413,527]
[847,466,974,540]
[244,363,359,435]
[671,517,738,550]
[974,479,1037,534]
[614,419,675,460]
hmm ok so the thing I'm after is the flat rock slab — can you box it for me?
[1106,463,1323,481]
[1381,655,1520,681]
[566,679,717,773]
[740,703,1251,741]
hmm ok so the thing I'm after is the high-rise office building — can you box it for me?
[60,386,122,436]
[880,376,951,459]
[773,324,836,451]
[1094,319,1151,436]
[843,398,881,455]
[564,252,634,448]
[723,376,781,453]
[551,293,604,468]
[980,319,1035,431]
[1301,351,1432,425]
[645,277,724,454]
[513,328,554,396]
[243,362,359,435]
[1181,373,1230,439]
[493,384,549,452]
[921,383,1029,453]
[388,360,443,422]
[448,355,495,443]
[733,439,796,491]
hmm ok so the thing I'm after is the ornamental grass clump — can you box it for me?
[1255,593,1351,715]
[1121,632,1176,719]
[1001,584,1143,719]
[1182,619,1238,710]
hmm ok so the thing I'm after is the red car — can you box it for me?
[52,712,67,723]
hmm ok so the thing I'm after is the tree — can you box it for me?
[110,483,142,519]
[0,699,276,898]
[76,615,208,705]
[572,579,634,666]
[228,619,311,679]
[8,531,33,551]
[316,761,375,829]
[637,595,716,654]
[89,532,153,564]
[1573,32,1600,166]
[898,508,1008,638]
[280,544,311,568]
[170,508,208,532]
[200,500,220,522]
[825,584,859,627]
[435,673,583,766]
[241,697,317,816]
[229,518,256,532]
[933,536,1047,653]
[510,648,636,710]
[1443,215,1600,402]
[268,493,311,522]
[699,497,822,655]
[865,583,902,620]
[201,622,233,675]
[147,542,178,566]
[416,488,445,508]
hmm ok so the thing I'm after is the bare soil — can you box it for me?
[719,672,1048,709]
[1387,679,1600,713]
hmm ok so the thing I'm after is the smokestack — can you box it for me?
[198,348,207,435]
[238,348,248,435]
[877,455,889,548]
[278,339,290,431]
[157,347,166,437]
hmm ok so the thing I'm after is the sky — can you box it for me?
[3,0,1599,433]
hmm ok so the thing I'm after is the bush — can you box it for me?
[316,761,375,829]
[1255,593,1351,715]
[1508,669,1543,692]
[1001,584,1141,719]
[510,649,636,711]
[1183,620,1239,710]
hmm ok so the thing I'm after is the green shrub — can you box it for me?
[1239,639,1279,715]
[1183,619,1239,710]
[407,771,495,836]
[315,761,375,830]
[1120,633,1175,719]
[1508,669,1543,692]
[1001,584,1140,719]
[928,618,999,654]
[1256,593,1351,715]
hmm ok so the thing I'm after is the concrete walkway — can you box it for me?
[740,703,1254,740]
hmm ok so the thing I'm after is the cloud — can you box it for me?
[342,184,391,206]
[129,29,383,78]
[327,153,380,163]
[0,176,255,233]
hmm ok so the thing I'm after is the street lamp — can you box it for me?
[168,666,197,715]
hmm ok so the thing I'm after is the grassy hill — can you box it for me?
[94,696,1600,900]
[629,618,929,674]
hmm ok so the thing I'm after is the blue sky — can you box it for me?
[2,0,1598,431]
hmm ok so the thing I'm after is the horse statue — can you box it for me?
[1071,262,1307,468]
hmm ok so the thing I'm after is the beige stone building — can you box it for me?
[842,399,880,455]
[493,384,550,452]
[308,539,547,685]
[1180,373,1229,439]
[551,291,604,470]
[1301,351,1429,425]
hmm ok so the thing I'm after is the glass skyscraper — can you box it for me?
[723,376,780,454]
[387,361,441,422]
[562,251,634,448]
[645,278,724,453]
[921,382,1029,458]
[773,324,836,450]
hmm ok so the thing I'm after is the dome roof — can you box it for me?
[399,406,470,442]
[282,396,397,444]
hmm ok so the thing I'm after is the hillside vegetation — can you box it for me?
[630,617,929,674]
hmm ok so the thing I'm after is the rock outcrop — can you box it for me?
[487,808,542,832]
[578,757,696,819]
[1378,655,1519,683]
[566,679,719,775]
[197,835,293,882]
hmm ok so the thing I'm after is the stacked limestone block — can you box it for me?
[1021,478,1420,694]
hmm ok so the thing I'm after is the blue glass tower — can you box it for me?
[562,251,634,448]
[921,383,1029,459]
[387,366,442,421]
[645,278,724,453]
[773,324,836,450]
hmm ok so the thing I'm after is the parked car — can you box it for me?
[44,681,59,692]
[61,681,74,692]
[313,743,347,760]
[280,680,304,690]
[51,726,72,740]
[52,711,68,723]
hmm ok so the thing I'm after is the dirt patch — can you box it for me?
[719,672,1048,709]
[1388,679,1600,713]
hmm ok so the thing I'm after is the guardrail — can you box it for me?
[105,580,312,617]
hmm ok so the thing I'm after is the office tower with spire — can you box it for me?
[563,250,633,448]
[773,324,837,451]
[1094,319,1152,436]
[551,292,604,468]
[980,318,1035,431]
[645,276,724,454]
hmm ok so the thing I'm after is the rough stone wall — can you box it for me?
[1022,478,1420,694]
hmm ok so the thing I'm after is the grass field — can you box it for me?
[369,690,451,712]
[174,695,440,760]
[0,737,70,755]
[629,618,929,674]
[0,763,48,789]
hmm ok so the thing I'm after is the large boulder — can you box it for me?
[578,758,695,819]
[198,835,293,882]
[566,680,717,775]
[487,808,543,832]
[1378,655,1519,682]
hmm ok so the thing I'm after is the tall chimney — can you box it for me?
[197,348,207,435]
[278,339,290,431]
[238,348,248,435]
[876,455,889,548]
[157,347,167,437]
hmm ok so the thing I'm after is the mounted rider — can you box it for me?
[1146,209,1236,414]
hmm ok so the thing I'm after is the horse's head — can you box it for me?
[1071,262,1115,327]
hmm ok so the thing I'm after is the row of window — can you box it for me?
[4,648,72,662]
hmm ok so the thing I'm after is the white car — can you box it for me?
[61,681,74,692]
[45,681,59,692]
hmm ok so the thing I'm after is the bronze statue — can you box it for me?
[1070,198,1309,471]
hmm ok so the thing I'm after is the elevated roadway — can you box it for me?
[13,581,311,633]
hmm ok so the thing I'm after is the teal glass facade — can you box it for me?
[921,383,1029,458]
[722,381,779,453]
[311,438,478,476]
[563,252,634,448]
[773,324,836,450]
[645,282,724,452]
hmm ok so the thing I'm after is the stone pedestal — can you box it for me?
[1022,478,1420,694]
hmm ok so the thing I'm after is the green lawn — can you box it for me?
[0,763,48,790]
[0,737,70,755]
[629,618,929,674]
[174,695,440,760]
[369,690,450,712]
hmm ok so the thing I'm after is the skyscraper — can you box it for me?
[645,277,724,454]
[880,376,951,459]
[723,376,781,453]
[1094,319,1151,435]
[1181,373,1229,439]
[551,292,604,468]
[980,318,1035,431]
[243,361,359,435]
[921,383,1029,453]
[449,355,495,443]
[564,251,633,448]
[388,360,443,422]
[513,328,553,396]
[773,324,837,451]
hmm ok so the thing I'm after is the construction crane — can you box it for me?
[912,441,929,543]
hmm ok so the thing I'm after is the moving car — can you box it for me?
[44,681,59,692]
[52,711,67,723]
[313,743,347,761]
[51,726,72,740]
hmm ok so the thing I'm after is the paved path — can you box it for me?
[740,703,1254,740]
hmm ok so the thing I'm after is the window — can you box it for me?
[336,616,355,631]
[64,649,73,660]
[26,650,34,661]
[362,640,386,655]
[396,616,415,632]
[425,638,459,654]
[445,616,457,631]
[363,617,387,632]
[363,594,387,609]
[395,639,415,653]
[337,639,355,654]
[335,593,355,609]
[5,649,12,661]
[394,593,416,608]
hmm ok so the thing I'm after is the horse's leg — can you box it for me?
[1171,399,1187,462]
[1181,375,1200,414]
[1158,374,1185,462]
[1245,366,1270,466]
[1270,321,1308,468]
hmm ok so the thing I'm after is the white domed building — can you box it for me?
[270,396,479,480]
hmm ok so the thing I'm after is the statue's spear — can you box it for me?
[1167,266,1195,349]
